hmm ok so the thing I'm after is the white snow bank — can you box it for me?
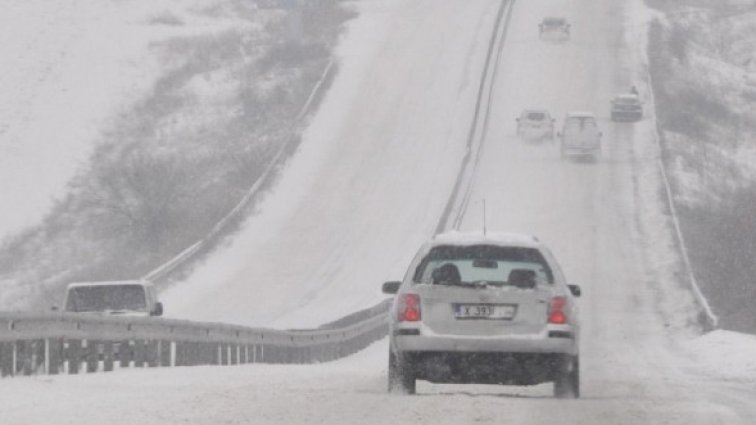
[682,330,756,383]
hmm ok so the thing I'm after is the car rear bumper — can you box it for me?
[518,128,553,140]
[392,327,578,355]
[562,146,600,156]
[398,351,570,385]
[611,110,642,121]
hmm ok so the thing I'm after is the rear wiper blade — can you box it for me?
[434,281,490,289]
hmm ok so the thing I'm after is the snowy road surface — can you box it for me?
[6,0,756,423]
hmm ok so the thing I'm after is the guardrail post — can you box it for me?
[146,340,159,367]
[67,339,81,374]
[15,340,28,375]
[119,340,132,368]
[29,339,44,375]
[230,344,238,365]
[174,341,185,366]
[219,344,227,365]
[134,339,146,367]
[158,340,171,367]
[103,341,115,372]
[85,340,99,373]
[0,342,12,377]
[201,343,210,365]
[169,341,177,367]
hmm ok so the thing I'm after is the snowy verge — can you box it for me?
[682,330,756,383]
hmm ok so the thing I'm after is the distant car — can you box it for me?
[610,93,643,121]
[59,280,163,317]
[383,231,582,398]
[516,109,556,142]
[559,112,602,160]
[539,17,570,39]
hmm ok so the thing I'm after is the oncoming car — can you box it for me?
[59,280,163,317]
[382,232,581,398]
[516,109,555,142]
[539,17,570,40]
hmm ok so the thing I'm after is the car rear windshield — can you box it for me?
[564,117,597,132]
[413,245,553,286]
[65,285,147,313]
[525,112,546,121]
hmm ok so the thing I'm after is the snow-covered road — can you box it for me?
[6,0,756,423]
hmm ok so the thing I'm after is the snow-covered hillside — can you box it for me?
[0,0,228,239]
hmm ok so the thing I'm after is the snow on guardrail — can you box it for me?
[0,299,390,378]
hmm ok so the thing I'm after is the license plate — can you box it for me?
[453,304,516,320]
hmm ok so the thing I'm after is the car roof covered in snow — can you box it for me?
[66,280,154,289]
[521,108,550,115]
[615,93,640,101]
[543,16,567,24]
[431,231,541,249]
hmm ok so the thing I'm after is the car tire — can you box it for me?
[388,350,416,394]
[554,355,580,399]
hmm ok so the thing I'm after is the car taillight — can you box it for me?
[548,296,568,324]
[399,294,421,322]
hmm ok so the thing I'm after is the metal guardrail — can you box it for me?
[435,0,515,233]
[0,299,390,378]
[643,57,719,331]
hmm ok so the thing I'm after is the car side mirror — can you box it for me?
[382,281,401,294]
[568,285,582,297]
[51,306,59,312]
[151,302,164,317]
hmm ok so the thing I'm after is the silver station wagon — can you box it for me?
[383,232,581,398]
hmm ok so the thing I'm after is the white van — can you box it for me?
[61,280,163,317]
[558,112,602,159]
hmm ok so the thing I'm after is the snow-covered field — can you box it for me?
[0,0,242,240]
[4,0,756,423]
